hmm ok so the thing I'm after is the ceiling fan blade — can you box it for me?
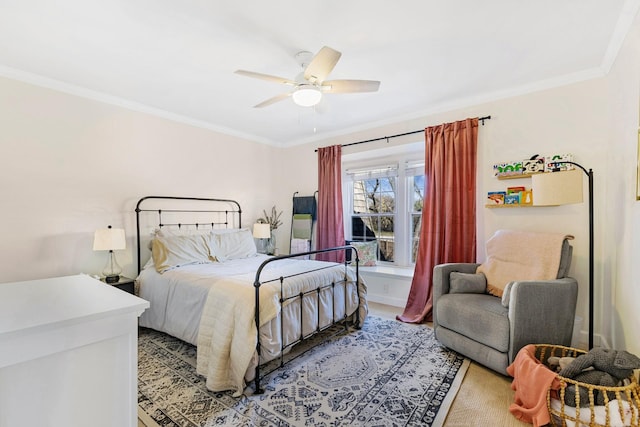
[304,46,341,84]
[253,93,291,108]
[235,70,296,86]
[321,79,380,93]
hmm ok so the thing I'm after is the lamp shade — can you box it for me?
[531,169,584,206]
[93,227,126,251]
[253,223,271,239]
[292,86,322,107]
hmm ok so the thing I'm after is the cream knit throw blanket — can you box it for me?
[477,230,572,297]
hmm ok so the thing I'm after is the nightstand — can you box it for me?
[101,276,135,294]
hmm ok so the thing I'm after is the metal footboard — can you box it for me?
[252,245,360,394]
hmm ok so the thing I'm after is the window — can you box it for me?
[343,144,424,267]
[349,166,397,262]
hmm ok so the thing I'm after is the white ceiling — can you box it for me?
[1,1,638,146]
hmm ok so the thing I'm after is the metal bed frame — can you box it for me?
[135,196,362,394]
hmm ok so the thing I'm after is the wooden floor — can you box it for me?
[138,302,526,427]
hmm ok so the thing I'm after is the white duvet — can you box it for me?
[136,255,367,395]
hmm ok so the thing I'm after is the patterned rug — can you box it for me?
[138,315,469,426]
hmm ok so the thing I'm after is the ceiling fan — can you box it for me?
[235,46,380,108]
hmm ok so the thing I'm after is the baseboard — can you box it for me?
[367,294,406,308]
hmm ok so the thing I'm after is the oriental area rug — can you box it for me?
[138,315,469,427]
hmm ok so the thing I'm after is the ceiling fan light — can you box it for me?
[292,86,322,107]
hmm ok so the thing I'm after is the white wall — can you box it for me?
[603,8,640,354]
[0,77,276,283]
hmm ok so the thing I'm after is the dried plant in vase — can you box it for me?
[257,206,282,255]
[258,206,283,231]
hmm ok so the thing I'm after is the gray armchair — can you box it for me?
[432,238,578,376]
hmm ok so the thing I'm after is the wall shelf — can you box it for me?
[496,173,541,180]
[485,204,534,208]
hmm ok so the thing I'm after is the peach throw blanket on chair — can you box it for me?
[477,229,571,297]
[507,344,560,427]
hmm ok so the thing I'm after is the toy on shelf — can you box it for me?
[493,153,574,178]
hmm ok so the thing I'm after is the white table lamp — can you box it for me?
[253,223,272,254]
[93,225,126,283]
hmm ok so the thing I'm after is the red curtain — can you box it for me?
[316,145,345,263]
[397,118,478,323]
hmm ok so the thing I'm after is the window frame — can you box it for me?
[343,142,424,267]
[349,171,398,262]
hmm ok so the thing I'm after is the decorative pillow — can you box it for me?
[151,234,214,273]
[210,228,257,262]
[349,241,377,266]
[449,272,487,294]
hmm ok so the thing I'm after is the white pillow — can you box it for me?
[151,234,214,273]
[147,226,211,251]
[210,227,242,235]
[210,228,257,261]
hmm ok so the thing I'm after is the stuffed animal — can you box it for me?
[548,356,577,373]
[558,348,640,407]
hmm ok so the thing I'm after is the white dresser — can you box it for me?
[0,274,149,427]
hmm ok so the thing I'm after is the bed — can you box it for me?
[134,196,368,396]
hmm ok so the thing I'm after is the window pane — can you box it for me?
[379,191,395,213]
[410,175,424,263]
[380,215,394,262]
[411,214,421,263]
[349,175,397,263]
[351,216,377,240]
[412,175,425,213]
[353,181,368,214]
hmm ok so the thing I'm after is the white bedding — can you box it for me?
[138,256,271,345]
[136,254,367,395]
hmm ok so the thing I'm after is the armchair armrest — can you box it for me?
[432,263,480,328]
[507,277,578,364]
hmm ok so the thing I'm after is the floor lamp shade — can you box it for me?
[532,169,583,206]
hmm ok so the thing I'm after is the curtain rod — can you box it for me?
[315,115,491,152]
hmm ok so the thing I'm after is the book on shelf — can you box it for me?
[487,191,506,205]
[505,193,521,204]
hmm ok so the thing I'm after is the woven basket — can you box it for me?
[534,344,640,427]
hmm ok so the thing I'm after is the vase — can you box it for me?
[266,232,276,255]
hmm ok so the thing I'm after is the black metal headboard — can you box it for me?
[135,196,242,273]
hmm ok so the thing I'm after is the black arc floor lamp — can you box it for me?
[531,162,594,349]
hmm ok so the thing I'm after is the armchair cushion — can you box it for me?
[436,293,510,353]
[450,272,487,294]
